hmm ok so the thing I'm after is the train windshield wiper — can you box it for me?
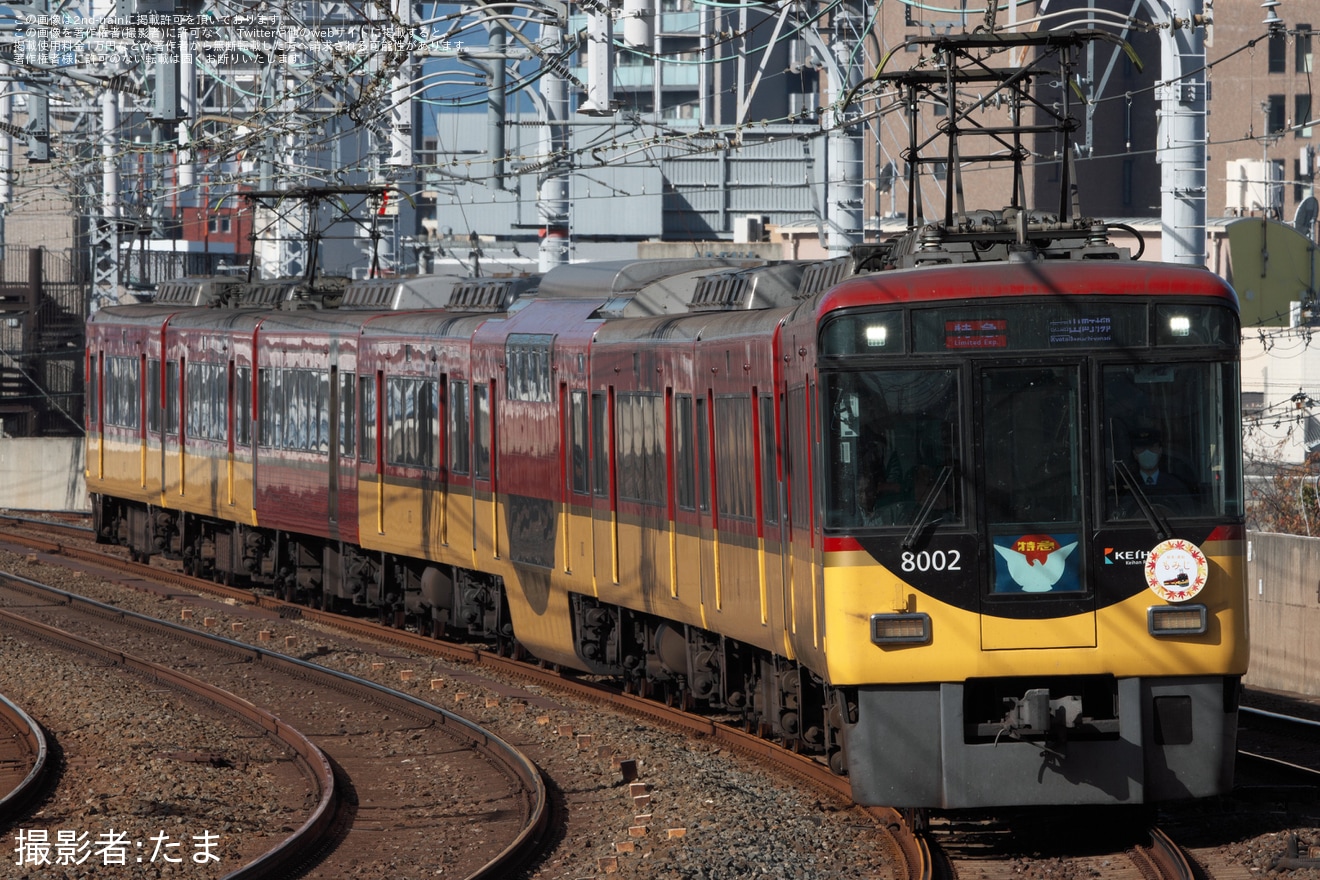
[902,464,953,551]
[1113,460,1172,542]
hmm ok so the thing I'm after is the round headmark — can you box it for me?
[1144,539,1208,602]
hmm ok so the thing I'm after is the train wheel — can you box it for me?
[901,808,928,835]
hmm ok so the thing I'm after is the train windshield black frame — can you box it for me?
[1102,360,1243,521]
[821,368,961,530]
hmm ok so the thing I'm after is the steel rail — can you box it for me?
[0,604,338,880]
[2,522,915,880]
[0,568,551,880]
[0,689,48,822]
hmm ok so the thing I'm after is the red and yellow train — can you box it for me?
[85,218,1248,809]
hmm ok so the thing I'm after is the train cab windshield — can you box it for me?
[823,369,962,530]
[1102,361,1242,522]
[820,301,1243,541]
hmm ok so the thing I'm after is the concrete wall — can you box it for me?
[0,438,88,512]
[1246,531,1320,697]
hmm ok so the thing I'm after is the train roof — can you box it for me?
[356,310,493,339]
[818,259,1239,311]
[160,310,267,332]
[339,274,538,311]
[87,303,184,326]
[534,257,844,318]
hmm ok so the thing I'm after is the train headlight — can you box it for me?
[1147,604,1207,636]
[871,612,931,645]
[865,325,888,347]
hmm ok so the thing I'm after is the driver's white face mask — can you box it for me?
[1135,449,1160,470]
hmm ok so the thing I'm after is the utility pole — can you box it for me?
[825,0,864,254]
[1151,0,1210,265]
[538,10,569,272]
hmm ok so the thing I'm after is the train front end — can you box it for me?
[794,261,1247,808]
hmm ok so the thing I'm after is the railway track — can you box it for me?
[0,512,933,879]
[0,571,549,879]
[922,810,1197,880]
[6,512,1295,880]
[0,688,48,824]
[1236,705,1320,785]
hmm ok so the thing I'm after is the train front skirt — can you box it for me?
[844,676,1238,808]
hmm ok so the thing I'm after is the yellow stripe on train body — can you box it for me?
[819,544,1248,686]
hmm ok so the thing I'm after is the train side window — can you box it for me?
[591,392,609,499]
[617,392,664,506]
[715,395,754,521]
[338,372,355,457]
[184,362,226,442]
[507,334,554,403]
[103,355,140,429]
[163,361,179,436]
[288,370,307,450]
[448,380,468,474]
[235,367,251,447]
[474,383,491,480]
[316,371,331,454]
[359,374,377,465]
[673,394,695,511]
[295,371,312,450]
[387,377,438,468]
[258,369,271,446]
[571,390,589,495]
[146,359,160,434]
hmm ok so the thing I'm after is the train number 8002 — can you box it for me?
[899,550,962,572]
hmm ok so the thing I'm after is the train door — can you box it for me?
[327,359,364,539]
[472,380,496,561]
[87,350,102,479]
[696,392,717,616]
[756,390,787,639]
[671,393,701,605]
[446,374,472,554]
[162,358,180,498]
[233,362,253,512]
[434,374,448,549]
[328,364,340,524]
[327,357,363,536]
[591,389,615,590]
[975,363,1096,648]
[562,385,592,576]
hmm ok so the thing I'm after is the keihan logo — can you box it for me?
[1104,547,1148,566]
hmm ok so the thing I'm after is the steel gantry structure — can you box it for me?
[0,0,1226,312]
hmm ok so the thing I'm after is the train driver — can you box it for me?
[1128,427,1195,507]
[858,433,908,526]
